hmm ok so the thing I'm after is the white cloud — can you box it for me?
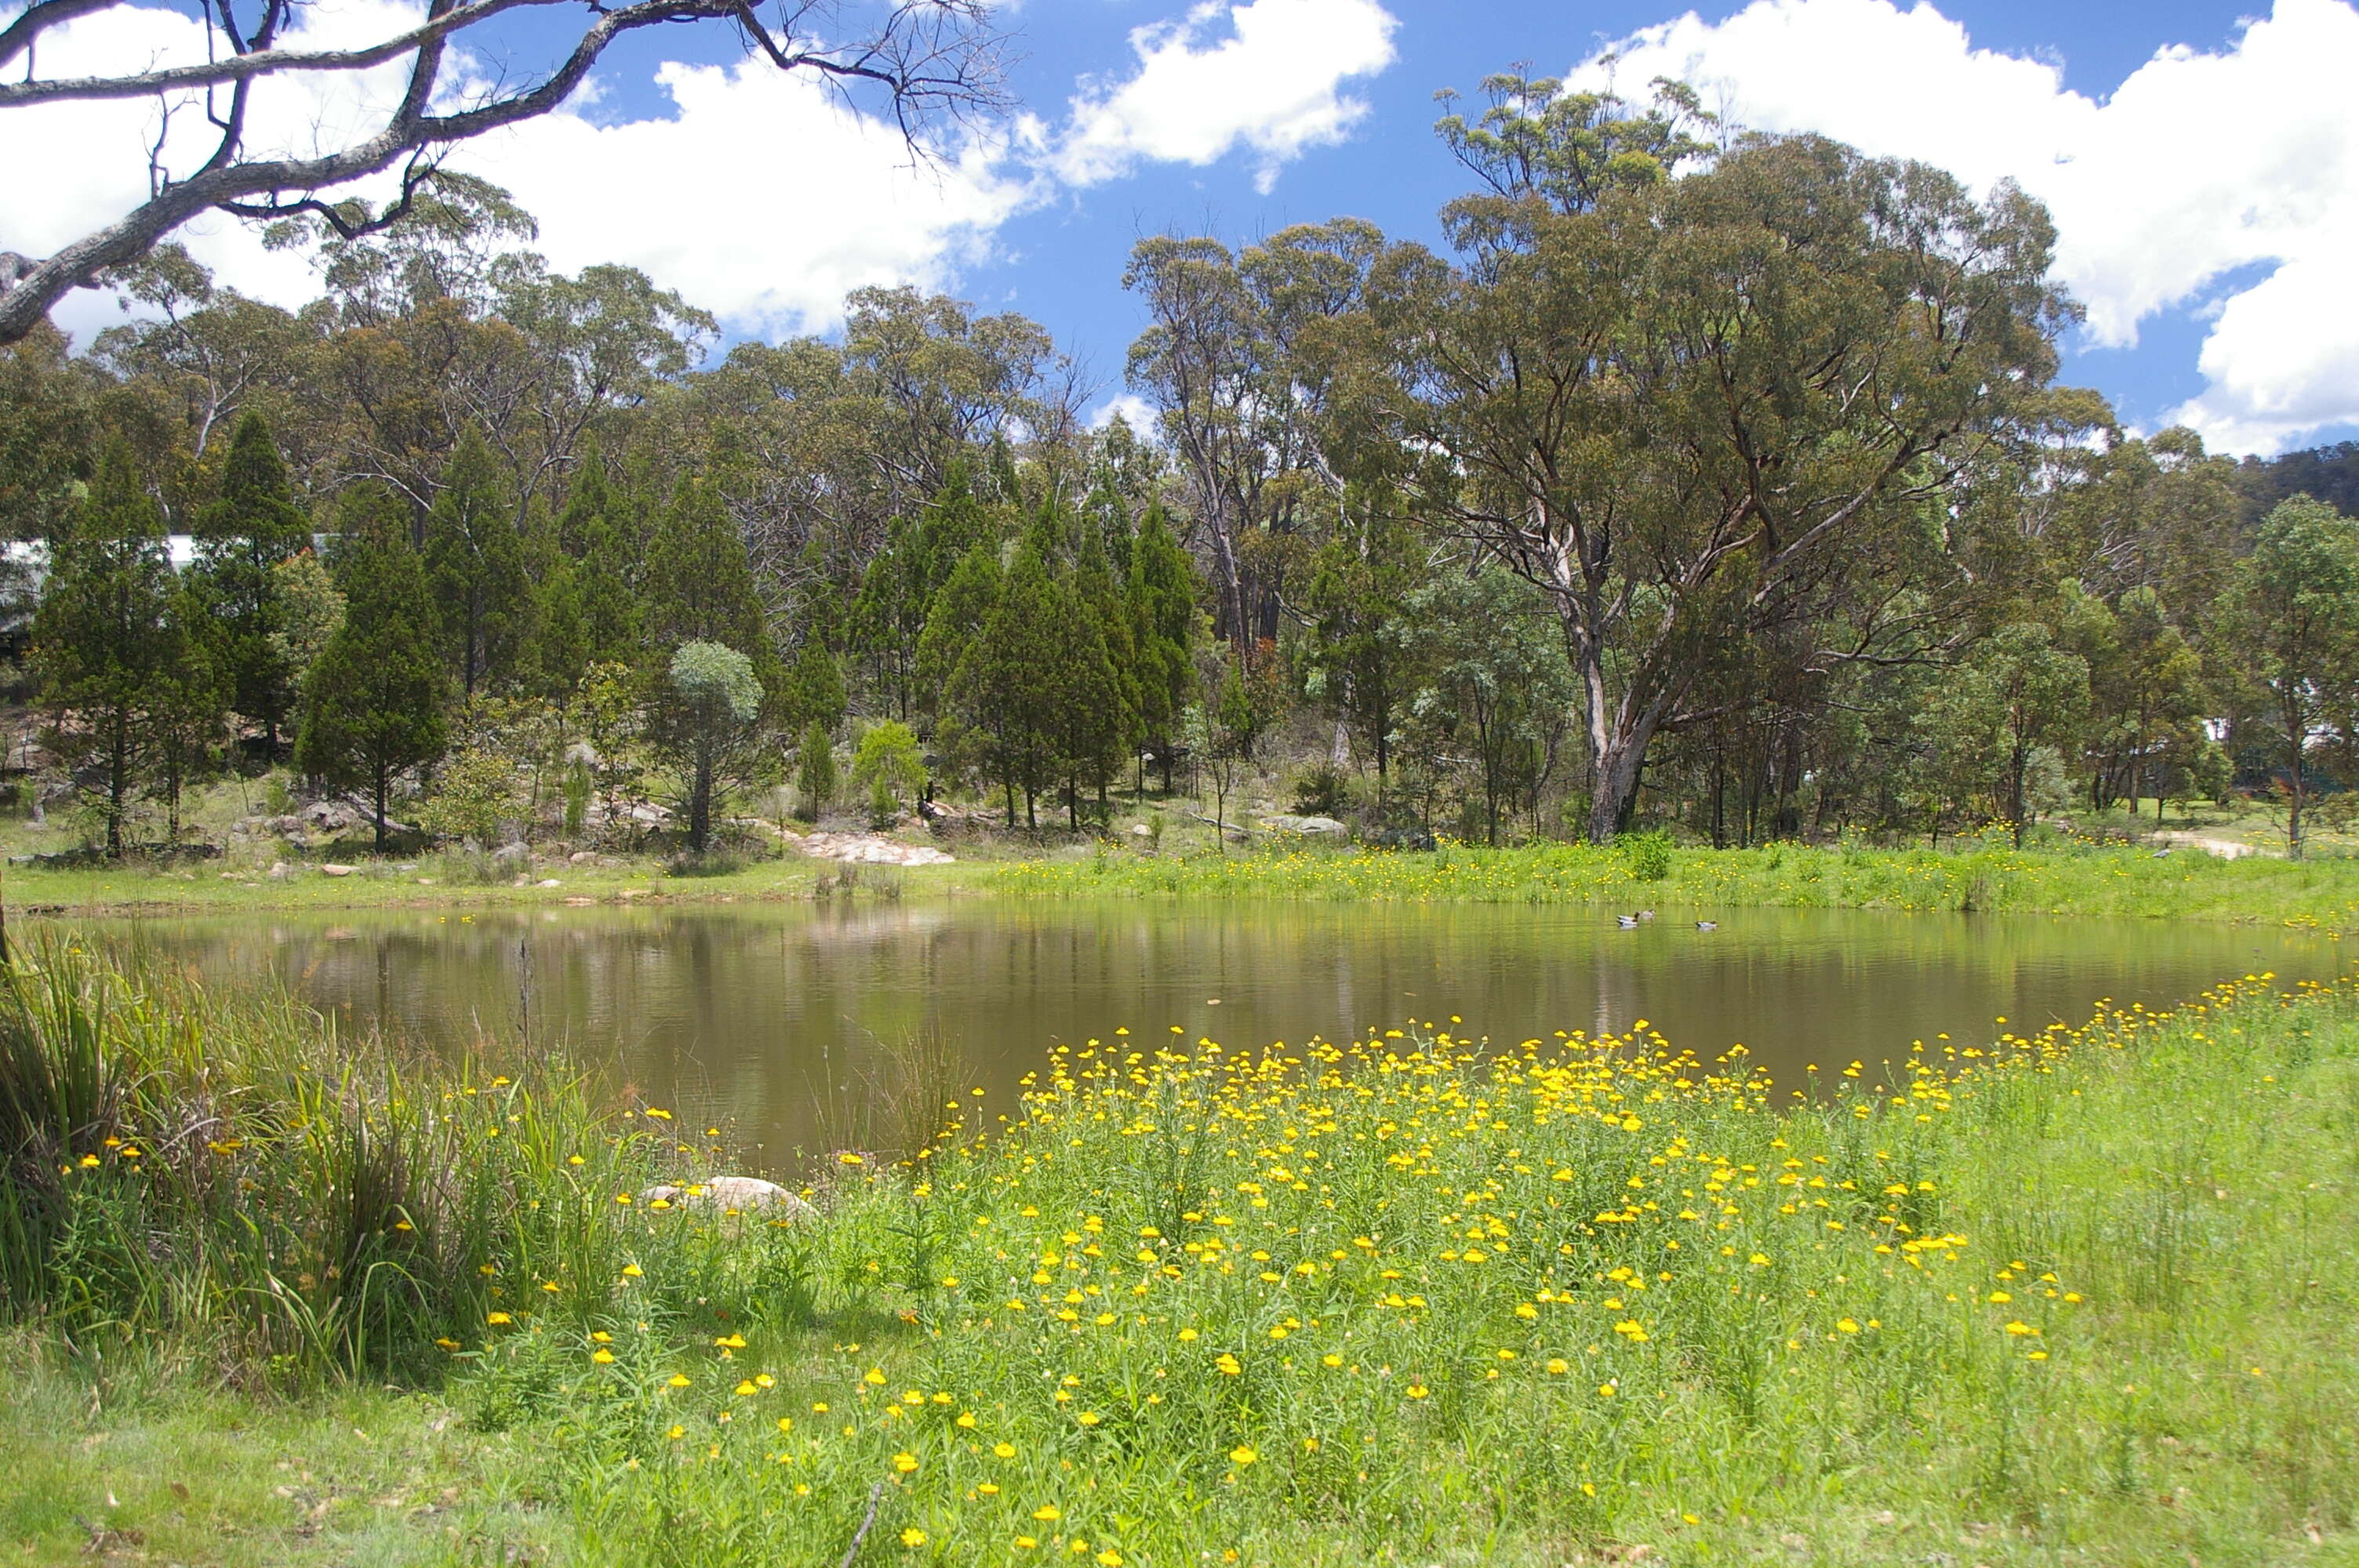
[1571,0,2359,455]
[461,59,1033,339]
[1087,391,1161,432]
[1052,0,1399,193]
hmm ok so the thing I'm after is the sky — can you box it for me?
[9,0,2359,456]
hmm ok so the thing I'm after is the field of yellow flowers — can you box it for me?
[5,939,2359,1565]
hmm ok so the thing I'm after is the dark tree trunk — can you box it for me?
[373,759,390,853]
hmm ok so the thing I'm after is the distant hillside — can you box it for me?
[2241,441,2359,521]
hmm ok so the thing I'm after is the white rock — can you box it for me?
[1258,815,1349,836]
[321,863,357,877]
[641,1176,816,1219]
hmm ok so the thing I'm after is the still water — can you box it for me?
[79,899,2340,1166]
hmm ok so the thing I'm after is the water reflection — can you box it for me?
[85,900,2338,1167]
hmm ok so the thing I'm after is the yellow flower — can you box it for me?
[621,1264,643,1278]
[1598,1381,1617,1398]
[485,1312,513,1325]
[735,1380,758,1396]
[1015,1539,1038,1551]
[1321,1354,1343,1368]
[592,1348,616,1364]
[1836,1318,1860,1334]
[1546,1358,1569,1375]
[893,1452,919,1473]
[668,1374,692,1388]
[1034,1504,1061,1522]
[839,1152,866,1165]
[1229,1444,1256,1465]
[665,1425,685,1440]
[900,1528,926,1547]
[994,1442,1017,1458]
[1077,1412,1102,1426]
[1097,1552,1123,1566]
[1406,1384,1429,1399]
[866,1367,889,1385]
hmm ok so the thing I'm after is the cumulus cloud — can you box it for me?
[1570,0,2359,455]
[1087,392,1161,433]
[462,60,1032,339]
[1052,0,1399,192]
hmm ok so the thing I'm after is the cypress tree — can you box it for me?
[297,488,449,849]
[423,429,529,696]
[1127,505,1198,790]
[190,411,309,752]
[643,476,772,670]
[34,439,176,855]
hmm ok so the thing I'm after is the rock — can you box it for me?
[536,878,562,888]
[267,861,288,880]
[321,863,357,877]
[797,832,955,867]
[490,841,531,866]
[641,1176,816,1220]
[1130,823,1154,837]
[1258,815,1348,837]
[569,850,598,865]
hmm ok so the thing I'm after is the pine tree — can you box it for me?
[148,583,231,844]
[189,411,310,752]
[35,439,176,855]
[1126,505,1198,791]
[643,475,772,670]
[1071,517,1140,810]
[298,489,449,849]
[914,541,1003,736]
[783,636,846,736]
[952,541,1062,828]
[423,429,529,696]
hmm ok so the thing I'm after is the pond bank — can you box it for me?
[5,942,2359,1564]
[12,837,2359,927]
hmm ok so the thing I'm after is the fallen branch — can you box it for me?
[1185,811,1254,837]
[837,1479,888,1568]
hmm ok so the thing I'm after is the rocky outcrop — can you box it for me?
[795,833,956,867]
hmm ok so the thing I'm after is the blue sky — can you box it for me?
[13,0,2359,455]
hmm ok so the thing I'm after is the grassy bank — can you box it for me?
[1001,834,2359,929]
[16,832,2359,930]
[8,943,2359,1563]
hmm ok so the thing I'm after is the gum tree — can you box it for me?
[1354,78,2073,841]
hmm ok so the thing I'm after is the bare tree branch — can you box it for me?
[0,0,1009,344]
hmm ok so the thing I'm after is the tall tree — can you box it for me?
[654,640,763,855]
[1356,85,2070,841]
[1125,506,1199,791]
[2215,496,2359,858]
[34,440,176,855]
[642,474,773,671]
[423,429,528,696]
[296,491,449,849]
[1302,485,1423,786]
[189,409,311,750]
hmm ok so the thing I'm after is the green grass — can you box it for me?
[8,943,2359,1563]
[999,832,2359,929]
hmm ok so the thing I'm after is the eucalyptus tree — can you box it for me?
[2215,496,2359,858]
[0,2,1008,344]
[657,641,764,855]
[1354,78,2073,841]
[1121,219,1384,661]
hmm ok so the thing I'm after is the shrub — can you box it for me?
[1619,827,1674,882]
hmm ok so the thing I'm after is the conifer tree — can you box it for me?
[642,475,772,670]
[148,582,231,844]
[914,541,1004,736]
[1126,505,1198,791]
[298,488,449,849]
[783,636,846,736]
[35,439,177,855]
[190,410,311,752]
[423,429,529,696]
[952,540,1063,828]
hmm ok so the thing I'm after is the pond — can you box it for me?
[76,898,2341,1169]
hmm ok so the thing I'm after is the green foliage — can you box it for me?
[1619,828,1674,883]
[34,439,183,855]
[423,429,529,697]
[417,745,527,845]
[796,720,837,820]
[296,488,449,849]
[850,720,925,808]
[2217,495,2359,856]
[187,411,310,747]
[658,640,764,854]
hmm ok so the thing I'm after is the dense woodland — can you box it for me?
[9,82,2359,858]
